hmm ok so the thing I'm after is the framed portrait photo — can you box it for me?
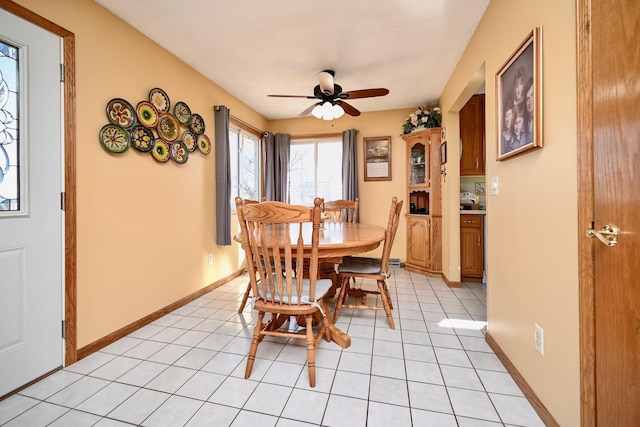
[496,26,543,161]
[363,136,392,181]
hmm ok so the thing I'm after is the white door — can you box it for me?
[0,9,64,396]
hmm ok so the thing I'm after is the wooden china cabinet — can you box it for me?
[403,127,442,275]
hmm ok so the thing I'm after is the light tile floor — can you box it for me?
[0,269,545,426]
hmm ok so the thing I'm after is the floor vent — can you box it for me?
[389,258,401,268]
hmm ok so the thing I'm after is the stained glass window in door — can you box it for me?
[0,40,19,212]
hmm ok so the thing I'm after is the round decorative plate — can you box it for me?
[170,141,189,164]
[136,101,159,128]
[157,113,179,142]
[197,134,211,155]
[173,101,192,125]
[151,139,170,163]
[129,125,155,152]
[106,98,136,129]
[182,130,197,152]
[149,88,170,113]
[99,124,130,154]
[189,113,205,135]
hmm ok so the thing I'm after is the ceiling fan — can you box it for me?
[268,70,389,119]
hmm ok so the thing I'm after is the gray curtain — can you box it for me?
[264,132,290,202]
[342,129,359,206]
[214,106,231,245]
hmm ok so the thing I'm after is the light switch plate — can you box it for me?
[490,176,499,195]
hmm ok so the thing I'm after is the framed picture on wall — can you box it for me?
[496,26,543,161]
[440,141,447,165]
[363,136,392,181]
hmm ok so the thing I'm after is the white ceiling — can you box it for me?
[96,0,490,120]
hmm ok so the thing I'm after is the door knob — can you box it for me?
[586,224,619,246]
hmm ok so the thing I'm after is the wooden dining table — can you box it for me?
[236,221,386,296]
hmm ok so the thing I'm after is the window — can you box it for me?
[288,138,342,204]
[0,40,20,213]
[229,126,260,209]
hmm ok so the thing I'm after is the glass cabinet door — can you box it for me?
[409,142,428,186]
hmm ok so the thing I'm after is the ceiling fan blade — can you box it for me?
[297,103,320,118]
[268,94,317,99]
[340,88,390,99]
[337,100,361,116]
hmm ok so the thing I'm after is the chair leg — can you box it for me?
[377,280,395,329]
[245,311,264,379]
[333,275,349,323]
[305,314,316,388]
[382,282,394,310]
[238,281,252,313]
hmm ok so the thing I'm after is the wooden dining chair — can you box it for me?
[333,197,403,329]
[235,197,349,387]
[322,198,359,223]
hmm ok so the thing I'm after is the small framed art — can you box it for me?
[363,136,392,181]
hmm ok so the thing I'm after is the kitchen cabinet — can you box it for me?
[460,214,483,279]
[460,94,485,176]
[403,128,442,275]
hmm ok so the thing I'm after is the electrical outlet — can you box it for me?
[207,253,213,266]
[534,323,544,355]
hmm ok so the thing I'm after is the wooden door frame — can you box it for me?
[576,0,596,425]
[0,0,77,366]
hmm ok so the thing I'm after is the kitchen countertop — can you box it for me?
[460,210,486,215]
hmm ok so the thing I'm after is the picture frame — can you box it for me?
[496,26,543,161]
[440,141,447,165]
[363,136,392,181]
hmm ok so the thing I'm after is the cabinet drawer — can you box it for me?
[460,215,482,228]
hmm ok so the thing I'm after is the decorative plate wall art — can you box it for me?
[130,125,155,152]
[170,141,189,164]
[152,139,171,163]
[157,113,179,142]
[99,88,210,165]
[197,134,211,155]
[149,88,170,113]
[189,113,205,135]
[99,124,130,154]
[182,130,197,152]
[174,101,192,125]
[106,98,136,129]
[136,101,159,128]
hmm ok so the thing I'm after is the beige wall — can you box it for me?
[439,0,579,425]
[14,0,267,347]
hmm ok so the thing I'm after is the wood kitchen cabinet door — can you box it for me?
[460,94,485,176]
[460,214,483,278]
[407,216,430,269]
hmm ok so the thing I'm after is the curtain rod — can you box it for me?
[229,115,264,135]
[291,130,358,140]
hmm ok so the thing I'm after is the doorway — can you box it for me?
[0,0,77,398]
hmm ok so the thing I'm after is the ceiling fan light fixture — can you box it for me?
[321,101,334,120]
[332,103,345,119]
[311,104,323,119]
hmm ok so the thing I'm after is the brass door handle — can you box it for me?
[586,224,619,246]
